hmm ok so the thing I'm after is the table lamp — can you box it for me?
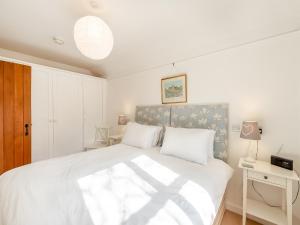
[118,114,129,126]
[240,121,261,163]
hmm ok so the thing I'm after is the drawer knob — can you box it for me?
[264,176,268,179]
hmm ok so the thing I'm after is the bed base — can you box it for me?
[213,196,226,225]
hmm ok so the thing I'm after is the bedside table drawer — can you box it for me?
[248,171,286,188]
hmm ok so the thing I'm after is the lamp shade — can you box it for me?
[240,121,261,140]
[74,16,113,60]
[118,115,129,125]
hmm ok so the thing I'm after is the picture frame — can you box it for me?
[161,74,187,104]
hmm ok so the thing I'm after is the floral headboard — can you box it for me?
[171,104,229,160]
[135,105,171,126]
[135,104,229,161]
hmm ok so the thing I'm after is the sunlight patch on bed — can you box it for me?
[131,155,179,186]
[78,162,157,225]
[146,200,193,225]
[179,181,216,225]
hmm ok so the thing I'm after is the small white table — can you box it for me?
[108,134,123,146]
[84,142,108,151]
[239,158,299,225]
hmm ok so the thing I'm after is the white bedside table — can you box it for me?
[108,134,123,146]
[84,142,108,151]
[239,158,299,225]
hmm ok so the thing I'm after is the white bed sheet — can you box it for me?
[0,144,233,225]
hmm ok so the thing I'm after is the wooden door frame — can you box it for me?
[23,66,31,164]
[0,62,3,174]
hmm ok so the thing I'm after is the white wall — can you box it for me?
[0,47,94,76]
[107,31,300,222]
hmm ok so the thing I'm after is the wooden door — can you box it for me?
[0,61,31,174]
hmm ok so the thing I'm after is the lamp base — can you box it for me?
[244,156,256,163]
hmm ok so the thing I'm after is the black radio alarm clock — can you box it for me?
[271,155,293,170]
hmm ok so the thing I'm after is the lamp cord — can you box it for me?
[252,141,282,207]
[251,181,280,207]
[293,170,300,205]
[252,170,300,207]
[252,142,299,206]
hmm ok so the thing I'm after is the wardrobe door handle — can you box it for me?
[25,124,30,136]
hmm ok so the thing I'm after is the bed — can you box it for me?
[0,104,232,225]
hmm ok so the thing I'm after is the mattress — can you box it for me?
[0,144,233,225]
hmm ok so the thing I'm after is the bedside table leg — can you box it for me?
[286,180,292,225]
[242,170,247,225]
[281,188,286,212]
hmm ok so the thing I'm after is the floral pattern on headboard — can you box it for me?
[135,104,229,161]
[135,105,171,126]
[171,104,229,160]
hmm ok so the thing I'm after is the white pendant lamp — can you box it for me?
[74,16,113,60]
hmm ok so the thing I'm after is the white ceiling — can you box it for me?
[0,0,300,78]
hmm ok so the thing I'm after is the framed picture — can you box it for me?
[161,74,187,104]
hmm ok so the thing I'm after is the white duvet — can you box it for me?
[0,144,233,225]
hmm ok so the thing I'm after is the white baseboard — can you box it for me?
[225,200,300,225]
[225,201,242,215]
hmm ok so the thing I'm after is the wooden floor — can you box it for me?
[221,210,261,225]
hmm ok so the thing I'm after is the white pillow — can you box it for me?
[160,127,215,165]
[207,130,216,159]
[122,122,162,149]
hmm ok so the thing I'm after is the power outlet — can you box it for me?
[232,124,241,133]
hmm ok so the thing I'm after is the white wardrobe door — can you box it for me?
[31,67,53,162]
[52,72,83,157]
[83,77,103,147]
[102,79,108,125]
